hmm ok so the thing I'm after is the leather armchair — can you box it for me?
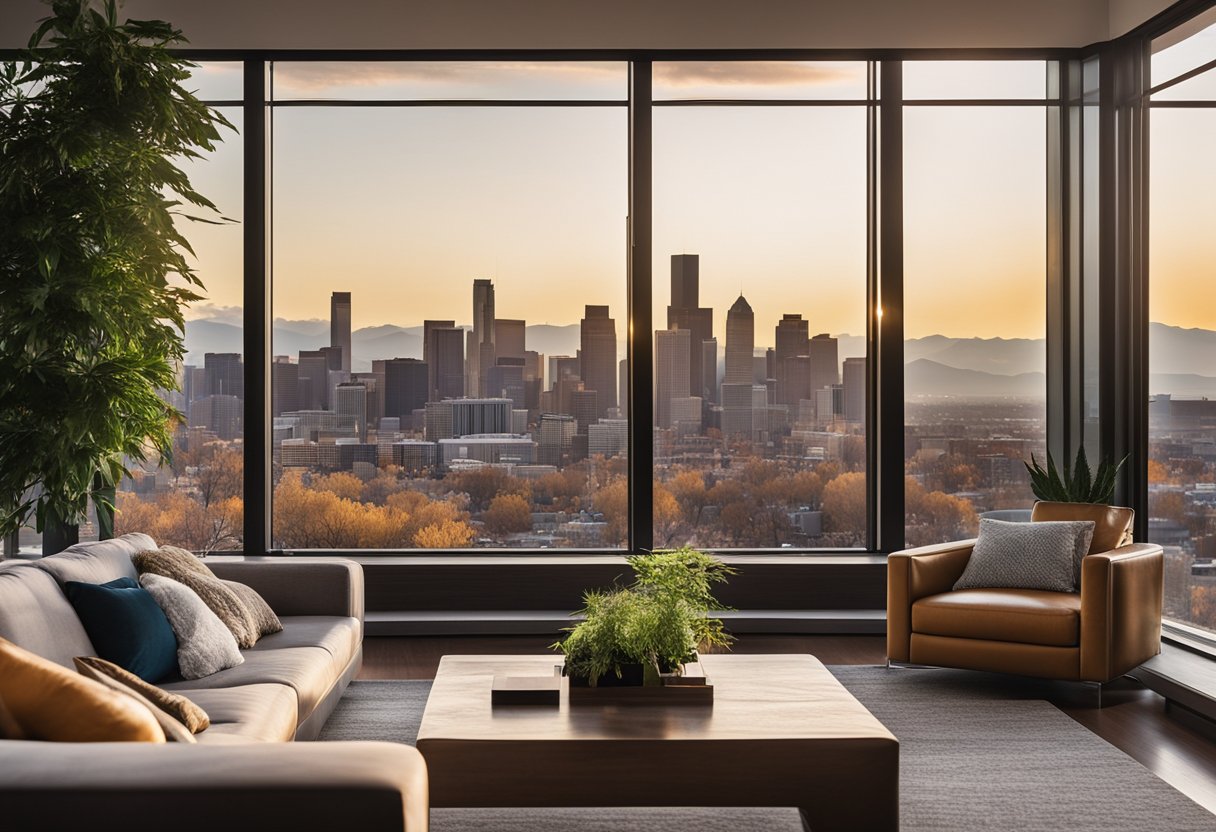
[887,502,1164,684]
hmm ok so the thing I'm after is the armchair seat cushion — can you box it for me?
[912,589,1082,647]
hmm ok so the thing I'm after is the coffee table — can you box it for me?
[417,654,898,831]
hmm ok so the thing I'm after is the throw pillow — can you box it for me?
[133,545,211,581]
[63,576,178,683]
[73,656,210,733]
[0,636,164,743]
[0,693,24,739]
[224,579,283,640]
[73,658,195,743]
[139,573,245,680]
[953,518,1096,593]
[136,558,258,648]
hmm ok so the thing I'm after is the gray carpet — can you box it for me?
[320,667,1216,832]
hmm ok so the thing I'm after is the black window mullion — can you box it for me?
[628,61,654,554]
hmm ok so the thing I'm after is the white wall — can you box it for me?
[0,0,1185,51]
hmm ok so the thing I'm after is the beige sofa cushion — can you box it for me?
[174,684,299,743]
[161,646,337,723]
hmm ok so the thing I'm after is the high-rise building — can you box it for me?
[451,398,512,437]
[667,254,714,400]
[204,353,244,400]
[724,295,754,385]
[548,355,580,391]
[471,278,496,396]
[330,291,352,374]
[335,379,367,437]
[271,357,299,417]
[383,358,428,422]
[843,356,866,424]
[487,358,526,411]
[189,394,241,440]
[656,328,691,429]
[495,318,526,362]
[618,358,629,416]
[808,333,840,419]
[588,418,628,458]
[426,325,465,402]
[297,349,329,411]
[774,314,810,406]
[579,305,617,418]
[701,338,718,403]
[571,389,599,435]
[538,413,576,466]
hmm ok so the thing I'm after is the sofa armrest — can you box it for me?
[0,740,427,832]
[1080,543,1164,682]
[207,558,364,621]
[886,540,976,662]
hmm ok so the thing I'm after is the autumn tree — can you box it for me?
[483,494,533,537]
[821,472,867,535]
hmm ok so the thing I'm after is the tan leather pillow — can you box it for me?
[73,656,210,734]
[74,659,196,743]
[1031,501,1134,554]
[0,637,164,743]
[0,693,24,739]
[136,549,258,648]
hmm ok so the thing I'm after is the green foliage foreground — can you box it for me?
[555,547,737,686]
[0,0,232,535]
[1025,446,1127,505]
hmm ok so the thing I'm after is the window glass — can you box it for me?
[903,105,1047,546]
[903,61,1046,100]
[653,61,867,100]
[652,101,868,549]
[1151,8,1216,89]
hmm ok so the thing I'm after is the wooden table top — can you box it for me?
[417,653,896,744]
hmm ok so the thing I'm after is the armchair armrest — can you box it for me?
[886,539,976,662]
[0,740,427,832]
[206,558,364,622]
[1080,543,1164,682]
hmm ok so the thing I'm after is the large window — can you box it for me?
[268,62,628,549]
[110,63,245,553]
[902,62,1049,547]
[1149,12,1216,636]
[651,62,869,549]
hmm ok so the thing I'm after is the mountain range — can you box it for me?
[182,318,1215,399]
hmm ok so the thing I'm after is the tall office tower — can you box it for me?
[426,325,465,402]
[271,357,299,418]
[471,278,496,396]
[655,328,691,429]
[185,365,208,404]
[701,338,718,403]
[487,358,526,411]
[753,355,769,386]
[335,382,368,440]
[556,376,585,417]
[425,400,454,441]
[842,356,867,424]
[816,384,844,426]
[383,358,428,422]
[571,389,598,435]
[189,394,242,440]
[351,374,381,426]
[537,414,576,467]
[330,291,352,374]
[495,319,526,362]
[783,355,811,416]
[423,320,457,402]
[720,382,758,440]
[724,295,754,384]
[451,398,512,437]
[297,350,329,410]
[204,352,244,400]
[524,350,545,412]
[548,355,580,391]
[579,305,617,418]
[808,333,840,418]
[774,314,810,406]
[667,254,714,400]
[618,358,628,416]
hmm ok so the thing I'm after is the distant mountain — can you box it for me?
[1150,373,1216,398]
[906,335,1046,376]
[1149,323,1216,377]
[905,359,1046,398]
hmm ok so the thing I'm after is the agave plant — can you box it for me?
[1024,447,1127,505]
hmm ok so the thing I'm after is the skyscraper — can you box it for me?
[579,305,617,418]
[724,295,754,385]
[204,353,244,400]
[335,382,368,440]
[426,324,465,402]
[271,357,299,418]
[808,333,840,419]
[843,356,867,424]
[297,349,329,411]
[383,358,428,422]
[655,328,691,429]
[701,338,718,403]
[667,254,714,400]
[774,314,810,406]
[495,318,526,362]
[330,291,352,374]
[471,278,496,396]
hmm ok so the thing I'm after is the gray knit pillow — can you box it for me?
[139,574,244,680]
[954,518,1096,593]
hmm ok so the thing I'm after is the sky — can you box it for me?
[175,51,1215,350]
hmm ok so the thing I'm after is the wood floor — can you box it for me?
[359,634,1216,817]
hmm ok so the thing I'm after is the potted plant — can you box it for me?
[554,547,736,688]
[0,0,232,553]
[1024,447,1133,544]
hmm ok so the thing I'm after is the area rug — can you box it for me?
[319,667,1216,832]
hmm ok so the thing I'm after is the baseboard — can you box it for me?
[365,609,886,637]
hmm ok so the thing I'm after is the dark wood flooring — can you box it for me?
[359,634,1216,816]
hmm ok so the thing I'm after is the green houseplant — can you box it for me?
[0,0,231,552]
[554,547,736,687]
[1024,447,1128,505]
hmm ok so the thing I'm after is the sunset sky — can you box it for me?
[178,50,1214,348]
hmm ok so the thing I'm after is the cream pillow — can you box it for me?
[139,573,244,680]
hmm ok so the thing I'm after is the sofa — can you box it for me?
[0,534,428,832]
